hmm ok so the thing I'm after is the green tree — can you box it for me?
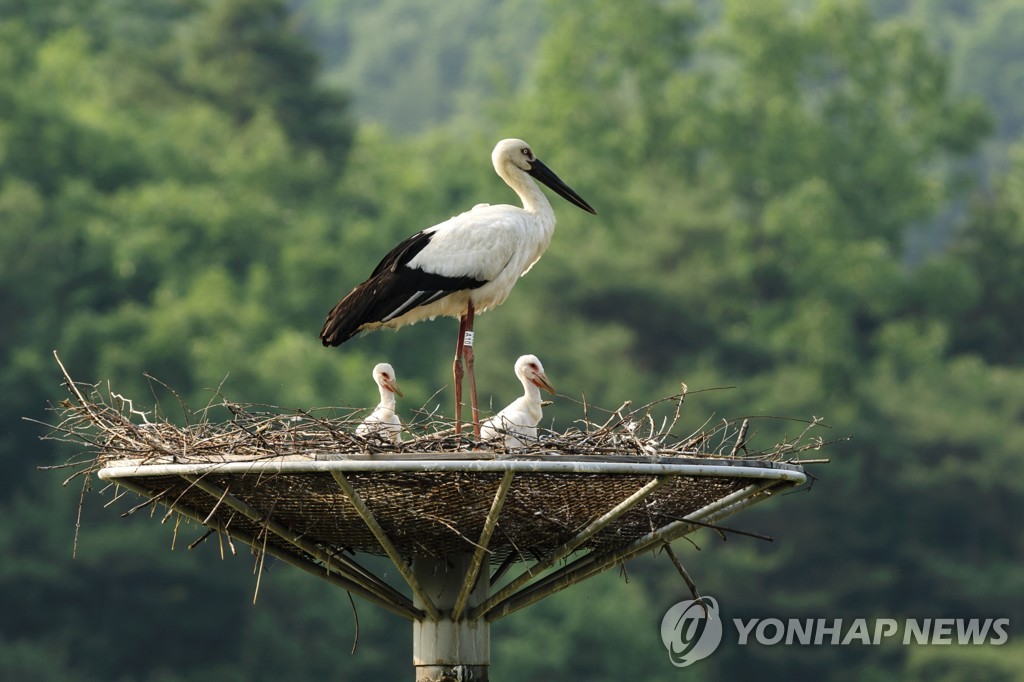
[6,0,1024,679]
[0,2,372,679]
[927,140,1024,364]
[297,0,545,132]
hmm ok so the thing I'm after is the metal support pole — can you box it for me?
[332,471,441,621]
[181,474,412,610]
[470,474,672,620]
[108,478,423,621]
[413,553,489,682]
[484,479,798,621]
[452,470,514,621]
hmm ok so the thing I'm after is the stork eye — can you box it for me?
[521,148,532,159]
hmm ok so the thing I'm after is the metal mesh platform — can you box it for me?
[98,454,805,623]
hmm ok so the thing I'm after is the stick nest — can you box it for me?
[42,363,834,479]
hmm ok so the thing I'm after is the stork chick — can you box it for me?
[480,355,555,449]
[356,363,404,444]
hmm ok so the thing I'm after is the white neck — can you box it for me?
[501,167,554,216]
[378,386,396,410]
[520,375,542,405]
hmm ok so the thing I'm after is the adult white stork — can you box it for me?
[480,354,555,449]
[320,138,595,436]
[355,362,404,444]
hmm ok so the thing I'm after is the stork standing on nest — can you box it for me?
[356,362,404,444]
[320,138,595,437]
[480,354,555,449]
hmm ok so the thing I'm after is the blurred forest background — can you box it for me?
[2,0,1023,679]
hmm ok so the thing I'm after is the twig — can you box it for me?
[188,527,215,550]
[203,483,232,525]
[71,472,91,558]
[729,418,750,456]
[660,513,774,542]
[662,542,704,615]
[121,489,169,517]
[252,501,276,605]
[348,591,360,655]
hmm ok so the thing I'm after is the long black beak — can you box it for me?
[529,158,597,215]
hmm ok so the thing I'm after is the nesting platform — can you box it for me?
[49,360,821,681]
[96,453,804,680]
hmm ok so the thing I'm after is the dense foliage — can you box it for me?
[2,0,1022,679]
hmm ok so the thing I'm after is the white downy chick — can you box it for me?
[480,355,555,449]
[356,363,403,444]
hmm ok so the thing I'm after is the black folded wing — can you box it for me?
[320,230,488,346]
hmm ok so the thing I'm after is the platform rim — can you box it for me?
[96,453,806,485]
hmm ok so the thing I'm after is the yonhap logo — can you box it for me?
[660,596,724,667]
[659,595,1010,668]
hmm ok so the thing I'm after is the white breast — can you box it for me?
[408,204,554,313]
[356,405,402,444]
[480,397,543,449]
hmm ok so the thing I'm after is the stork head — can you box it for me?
[493,138,536,174]
[492,138,597,215]
[372,362,403,397]
[515,354,555,394]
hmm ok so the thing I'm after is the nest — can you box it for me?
[45,372,830,474]
[42,356,833,570]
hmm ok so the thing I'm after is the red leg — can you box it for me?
[463,302,480,438]
[453,313,469,434]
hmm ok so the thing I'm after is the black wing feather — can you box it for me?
[368,230,432,278]
[320,231,488,346]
